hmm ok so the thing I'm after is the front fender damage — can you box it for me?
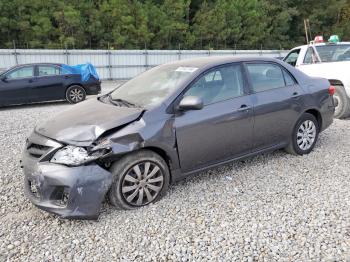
[95,118,179,172]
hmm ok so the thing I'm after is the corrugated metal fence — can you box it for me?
[0,49,288,80]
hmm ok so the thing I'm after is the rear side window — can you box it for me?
[283,70,296,86]
[246,63,285,92]
[38,65,61,76]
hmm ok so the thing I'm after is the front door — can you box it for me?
[0,65,35,106]
[175,63,254,172]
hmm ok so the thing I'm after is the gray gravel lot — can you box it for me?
[1,82,350,261]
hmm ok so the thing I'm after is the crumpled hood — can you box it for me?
[35,98,144,146]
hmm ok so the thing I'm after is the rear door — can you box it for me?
[244,62,303,150]
[28,65,66,101]
[174,63,254,172]
[0,66,35,106]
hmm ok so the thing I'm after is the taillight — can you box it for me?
[329,85,336,96]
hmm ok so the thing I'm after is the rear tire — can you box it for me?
[108,150,170,210]
[66,85,86,104]
[333,85,350,119]
[285,113,319,155]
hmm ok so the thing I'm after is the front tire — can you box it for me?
[108,150,170,210]
[333,85,350,119]
[66,85,86,104]
[285,113,319,155]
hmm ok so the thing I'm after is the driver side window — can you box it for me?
[6,66,34,80]
[184,64,244,106]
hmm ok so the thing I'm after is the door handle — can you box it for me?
[292,92,299,97]
[237,104,251,112]
[28,79,36,83]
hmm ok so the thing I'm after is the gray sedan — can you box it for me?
[21,57,335,219]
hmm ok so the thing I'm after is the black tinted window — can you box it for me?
[246,63,285,92]
[185,64,244,105]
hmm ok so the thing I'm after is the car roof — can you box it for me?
[163,56,282,70]
[12,63,64,67]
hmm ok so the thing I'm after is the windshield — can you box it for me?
[316,44,350,62]
[110,64,198,107]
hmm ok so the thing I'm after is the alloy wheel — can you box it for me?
[121,162,164,206]
[296,120,317,151]
[69,88,84,103]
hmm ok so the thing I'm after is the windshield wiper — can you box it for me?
[108,94,141,108]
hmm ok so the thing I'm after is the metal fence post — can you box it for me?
[13,40,18,65]
[144,43,148,70]
[107,42,112,80]
[64,44,69,64]
[178,44,181,60]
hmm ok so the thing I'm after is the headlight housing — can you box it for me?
[50,146,106,166]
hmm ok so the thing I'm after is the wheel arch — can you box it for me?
[65,83,86,92]
[304,108,322,130]
[142,146,174,182]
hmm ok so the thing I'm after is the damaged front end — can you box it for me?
[21,97,178,219]
[22,132,113,220]
[21,99,150,219]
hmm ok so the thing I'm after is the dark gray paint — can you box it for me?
[21,57,335,219]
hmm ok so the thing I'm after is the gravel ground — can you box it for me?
[1,82,350,261]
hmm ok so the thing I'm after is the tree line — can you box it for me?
[0,0,349,50]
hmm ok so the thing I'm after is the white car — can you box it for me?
[284,36,350,118]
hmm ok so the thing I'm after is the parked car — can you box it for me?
[0,63,101,107]
[22,57,335,219]
[283,35,350,118]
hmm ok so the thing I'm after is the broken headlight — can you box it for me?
[50,146,106,166]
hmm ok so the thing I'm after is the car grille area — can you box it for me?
[26,143,52,159]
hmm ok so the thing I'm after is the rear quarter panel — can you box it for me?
[301,77,334,131]
[64,75,100,95]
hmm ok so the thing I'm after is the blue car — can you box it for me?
[0,63,101,106]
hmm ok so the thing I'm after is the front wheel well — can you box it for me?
[104,147,172,175]
[304,109,322,129]
[143,147,171,167]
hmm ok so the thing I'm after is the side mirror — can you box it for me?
[178,96,203,111]
[1,76,7,82]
